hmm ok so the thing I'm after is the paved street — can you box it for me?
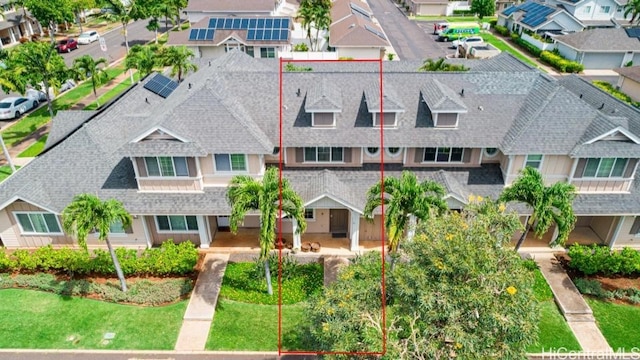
[366,0,448,60]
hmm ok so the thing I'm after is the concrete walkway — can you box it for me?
[530,252,612,353]
[174,253,230,351]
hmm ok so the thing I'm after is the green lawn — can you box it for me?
[207,299,306,351]
[411,15,496,23]
[479,32,540,69]
[526,269,581,352]
[0,289,186,349]
[0,165,19,182]
[84,72,141,110]
[17,134,47,157]
[587,298,640,350]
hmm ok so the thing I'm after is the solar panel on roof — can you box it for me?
[265,18,273,28]
[205,29,214,40]
[232,18,241,29]
[365,24,386,40]
[350,3,372,18]
[144,74,179,99]
[247,29,256,40]
[249,18,257,28]
[257,18,265,28]
[282,18,290,28]
[208,18,217,28]
[188,28,198,40]
[240,18,249,28]
[273,18,281,28]
[256,29,264,40]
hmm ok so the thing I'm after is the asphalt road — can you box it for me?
[366,0,448,60]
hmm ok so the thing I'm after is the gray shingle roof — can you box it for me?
[614,66,640,82]
[305,79,342,112]
[420,79,467,112]
[554,28,640,52]
[44,110,97,151]
[124,140,208,157]
[363,80,405,112]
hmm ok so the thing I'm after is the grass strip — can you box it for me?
[587,298,640,350]
[17,134,47,157]
[479,32,540,69]
[0,165,20,182]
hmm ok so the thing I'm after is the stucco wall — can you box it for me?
[336,47,383,60]
[619,77,640,102]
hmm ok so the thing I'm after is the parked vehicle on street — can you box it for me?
[450,36,484,49]
[25,88,47,102]
[437,23,481,42]
[433,22,448,35]
[77,31,99,44]
[56,38,78,52]
[0,97,38,120]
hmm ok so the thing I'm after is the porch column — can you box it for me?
[292,218,301,249]
[549,226,559,246]
[197,215,210,248]
[350,210,360,251]
[141,215,152,249]
[609,216,625,249]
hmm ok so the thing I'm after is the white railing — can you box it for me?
[279,51,339,60]
[521,33,557,52]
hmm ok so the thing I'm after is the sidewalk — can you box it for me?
[174,253,230,351]
[530,252,612,353]
[0,69,133,168]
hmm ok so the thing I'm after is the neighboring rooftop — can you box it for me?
[554,28,640,51]
[502,1,560,28]
[330,0,390,47]
[185,0,275,13]
[614,65,640,82]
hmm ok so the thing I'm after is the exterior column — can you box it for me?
[609,216,625,249]
[550,226,559,245]
[292,218,301,249]
[197,215,210,248]
[140,215,152,249]
[350,210,360,251]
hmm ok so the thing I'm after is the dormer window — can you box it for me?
[421,80,467,129]
[373,112,397,127]
[364,81,404,128]
[305,79,342,128]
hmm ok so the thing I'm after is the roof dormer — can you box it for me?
[305,79,342,128]
[421,80,467,128]
[364,81,404,128]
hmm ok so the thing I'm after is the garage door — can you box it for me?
[581,53,624,69]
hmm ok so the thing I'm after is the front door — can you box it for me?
[330,209,349,235]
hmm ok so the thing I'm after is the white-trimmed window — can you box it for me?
[484,148,498,158]
[155,215,199,232]
[373,112,397,127]
[304,209,315,220]
[215,154,247,172]
[14,212,62,235]
[304,147,343,162]
[365,147,380,156]
[260,47,275,58]
[145,156,189,177]
[617,5,623,12]
[583,5,591,13]
[582,158,628,178]
[524,154,543,170]
[423,147,464,163]
[385,147,401,157]
[600,5,610,13]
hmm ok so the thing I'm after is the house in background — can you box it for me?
[407,0,449,16]
[498,0,585,35]
[1,51,640,252]
[167,16,293,59]
[329,0,390,59]
[0,0,42,48]
[543,0,630,28]
[614,66,640,102]
[554,28,640,69]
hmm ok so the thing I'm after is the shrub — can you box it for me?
[513,36,542,57]
[12,249,38,272]
[489,20,497,27]
[574,277,607,298]
[494,25,510,36]
[452,9,475,15]
[568,244,640,276]
[293,43,309,52]
[593,80,640,108]
[539,50,583,73]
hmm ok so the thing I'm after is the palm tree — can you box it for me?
[125,45,158,80]
[312,0,332,51]
[72,55,109,102]
[419,58,469,72]
[297,0,332,51]
[62,194,132,292]
[227,167,307,295]
[624,0,640,24]
[363,171,448,253]
[159,45,197,82]
[296,0,315,49]
[499,167,577,251]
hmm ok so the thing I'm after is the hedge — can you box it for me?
[452,9,475,16]
[511,34,542,57]
[593,80,640,108]
[494,25,509,36]
[0,240,198,276]
[539,50,584,73]
[574,278,640,304]
[567,244,640,276]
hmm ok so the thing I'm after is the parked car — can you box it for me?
[450,36,484,49]
[60,79,77,93]
[0,97,38,120]
[77,31,99,44]
[25,88,46,102]
[433,22,448,35]
[56,37,78,52]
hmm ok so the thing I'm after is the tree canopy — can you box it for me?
[306,198,538,359]
[471,0,495,20]
[419,58,469,72]
[24,0,74,43]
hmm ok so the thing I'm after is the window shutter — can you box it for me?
[573,158,586,179]
[414,148,424,163]
[623,159,638,178]
[135,158,147,177]
[187,157,198,177]
[462,148,471,163]
[295,148,303,163]
[630,217,640,235]
[344,148,352,163]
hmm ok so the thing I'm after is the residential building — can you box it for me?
[407,0,449,16]
[554,28,640,69]
[1,52,640,252]
[498,0,585,35]
[329,0,390,59]
[614,66,640,102]
[0,0,42,49]
[543,0,629,28]
[184,0,281,23]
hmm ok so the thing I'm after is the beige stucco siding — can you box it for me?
[589,216,616,243]
[200,45,226,59]
[86,216,147,249]
[0,208,19,247]
[612,216,640,248]
[4,201,74,248]
[145,216,201,246]
[572,179,632,193]
[619,77,640,103]
[540,155,573,184]
[359,214,386,241]
[280,210,331,233]
[284,147,362,167]
[336,47,384,60]
[414,3,447,16]
[202,154,263,186]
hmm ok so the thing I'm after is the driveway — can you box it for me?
[366,0,451,60]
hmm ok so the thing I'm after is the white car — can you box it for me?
[0,97,38,120]
[77,31,99,44]
[25,88,47,102]
[450,36,484,49]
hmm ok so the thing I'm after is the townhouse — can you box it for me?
[0,0,42,49]
[1,51,640,252]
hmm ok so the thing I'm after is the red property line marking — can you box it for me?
[278,57,387,356]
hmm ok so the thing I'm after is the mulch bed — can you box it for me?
[555,253,640,306]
